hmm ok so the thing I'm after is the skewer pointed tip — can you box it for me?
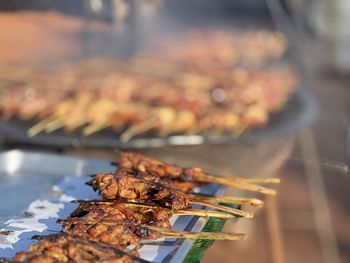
[239,177,281,184]
[193,195,264,208]
[190,200,254,219]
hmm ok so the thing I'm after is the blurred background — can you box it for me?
[0,0,349,262]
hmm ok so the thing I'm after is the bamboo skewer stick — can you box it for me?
[238,178,280,184]
[201,173,280,185]
[27,117,55,137]
[148,226,246,241]
[83,122,109,136]
[198,174,277,195]
[228,182,276,195]
[72,200,235,219]
[139,240,178,246]
[28,100,75,135]
[57,219,246,241]
[120,119,157,142]
[193,195,264,208]
[189,200,253,219]
[44,118,65,133]
[174,209,233,218]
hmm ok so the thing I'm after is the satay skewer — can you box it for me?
[90,172,254,218]
[57,219,246,241]
[114,151,279,195]
[72,200,235,219]
[30,234,176,248]
[74,197,252,218]
[89,178,264,208]
[112,157,280,186]
[74,194,263,208]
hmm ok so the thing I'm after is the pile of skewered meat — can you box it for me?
[141,29,288,68]
[2,152,279,263]
[0,29,296,140]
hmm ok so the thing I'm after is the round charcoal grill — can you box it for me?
[0,89,316,149]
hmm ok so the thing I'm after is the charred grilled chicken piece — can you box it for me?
[12,234,138,263]
[60,219,171,249]
[117,152,279,195]
[68,202,176,224]
[89,169,253,218]
[90,170,191,210]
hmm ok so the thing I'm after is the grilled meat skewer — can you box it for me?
[59,219,246,242]
[12,233,145,263]
[115,152,279,195]
[71,200,235,219]
[89,170,253,218]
